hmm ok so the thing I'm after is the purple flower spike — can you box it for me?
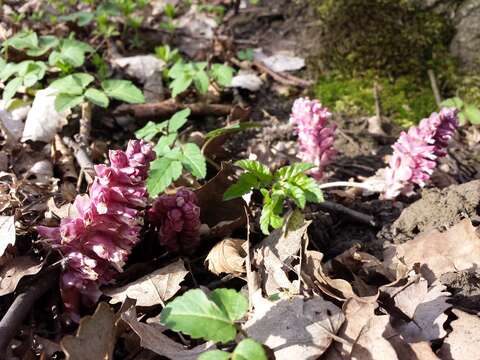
[384,108,459,199]
[148,188,201,253]
[290,97,337,180]
[37,140,155,319]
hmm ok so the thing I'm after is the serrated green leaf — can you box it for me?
[283,182,306,208]
[147,156,183,196]
[234,160,272,183]
[3,77,23,102]
[205,122,261,140]
[210,64,234,87]
[181,143,206,179]
[464,104,480,125]
[55,93,84,112]
[276,163,315,181]
[154,133,177,155]
[223,172,259,201]
[260,191,285,235]
[168,60,187,78]
[50,73,94,95]
[232,339,267,360]
[160,289,238,343]
[194,69,209,94]
[170,73,193,97]
[168,108,191,133]
[84,88,109,108]
[135,121,168,141]
[210,288,248,322]
[102,79,144,104]
[198,350,231,360]
[290,174,324,203]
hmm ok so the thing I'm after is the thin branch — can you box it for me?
[317,201,377,227]
[63,137,95,183]
[428,69,442,108]
[78,102,92,147]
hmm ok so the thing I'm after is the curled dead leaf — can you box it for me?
[0,256,43,296]
[205,238,246,276]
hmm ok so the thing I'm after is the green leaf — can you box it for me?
[198,350,231,360]
[168,60,187,79]
[290,174,324,203]
[232,339,267,360]
[168,108,191,133]
[194,69,209,94]
[181,143,207,179]
[210,288,248,322]
[3,77,23,102]
[276,163,315,181]
[50,73,94,95]
[147,155,183,196]
[170,73,193,97]
[260,191,285,235]
[154,133,177,155]
[205,122,261,140]
[223,172,259,201]
[234,160,272,183]
[160,288,242,343]
[84,88,109,108]
[135,121,168,141]
[59,11,95,26]
[4,30,38,51]
[57,39,93,67]
[464,104,480,125]
[441,97,463,109]
[282,182,306,208]
[55,93,84,112]
[0,63,19,82]
[101,79,145,104]
[210,64,234,87]
[26,35,59,57]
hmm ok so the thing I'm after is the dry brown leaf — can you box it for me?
[382,275,451,342]
[244,293,344,360]
[0,256,43,296]
[61,302,116,360]
[383,219,480,283]
[438,309,480,360]
[0,215,15,257]
[105,259,188,307]
[121,306,215,359]
[205,238,246,276]
[329,298,400,360]
[195,164,246,237]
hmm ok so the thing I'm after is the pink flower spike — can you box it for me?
[148,188,201,253]
[383,108,459,199]
[290,97,337,180]
[37,140,155,319]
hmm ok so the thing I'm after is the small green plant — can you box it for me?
[236,48,254,62]
[441,97,480,125]
[155,44,182,65]
[135,109,207,196]
[224,160,324,234]
[160,288,267,360]
[0,60,48,101]
[168,61,234,98]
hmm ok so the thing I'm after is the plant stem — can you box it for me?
[317,181,378,191]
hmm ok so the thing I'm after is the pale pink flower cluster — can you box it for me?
[38,140,155,319]
[384,108,459,199]
[148,188,201,253]
[290,97,337,179]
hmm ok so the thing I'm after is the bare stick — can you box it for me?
[428,69,442,108]
[63,137,95,183]
[78,102,92,146]
[252,60,312,88]
[114,99,232,120]
[244,206,254,311]
[317,201,377,227]
[0,270,58,354]
[373,81,383,121]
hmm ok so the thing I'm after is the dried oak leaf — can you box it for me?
[438,309,480,360]
[105,259,188,307]
[244,293,344,360]
[61,302,116,360]
[381,274,451,342]
[205,238,246,276]
[121,306,215,360]
[0,215,15,257]
[383,219,480,283]
[0,256,43,296]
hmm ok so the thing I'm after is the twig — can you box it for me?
[244,206,254,312]
[252,60,312,88]
[63,137,95,183]
[0,270,59,354]
[114,99,232,120]
[373,81,383,121]
[78,102,92,147]
[428,69,442,108]
[317,201,377,227]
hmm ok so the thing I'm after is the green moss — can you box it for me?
[315,73,437,127]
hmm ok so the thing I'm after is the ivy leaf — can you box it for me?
[101,80,144,104]
[198,350,231,360]
[232,339,268,360]
[223,172,259,201]
[160,288,247,343]
[464,104,480,125]
[84,88,109,108]
[180,143,206,179]
[168,108,191,133]
[50,73,94,95]
[210,64,234,87]
[234,160,272,183]
[193,69,209,94]
[55,93,84,112]
[210,288,248,322]
[3,77,23,102]
[147,154,183,197]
